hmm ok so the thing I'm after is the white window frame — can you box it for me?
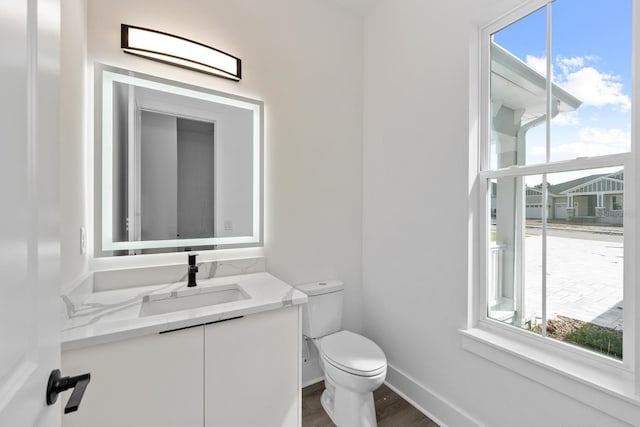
[461,0,640,422]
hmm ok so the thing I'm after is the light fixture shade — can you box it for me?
[121,24,241,81]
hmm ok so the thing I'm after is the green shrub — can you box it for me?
[525,316,623,359]
[565,325,623,359]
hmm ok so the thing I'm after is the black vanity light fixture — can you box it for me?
[120,24,242,81]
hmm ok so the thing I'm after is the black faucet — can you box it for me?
[187,253,198,287]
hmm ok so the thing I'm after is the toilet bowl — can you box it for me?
[297,281,387,427]
[315,330,386,426]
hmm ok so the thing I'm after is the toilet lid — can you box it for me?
[320,330,386,376]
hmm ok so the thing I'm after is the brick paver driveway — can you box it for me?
[524,232,623,331]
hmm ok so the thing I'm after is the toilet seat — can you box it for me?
[320,330,387,377]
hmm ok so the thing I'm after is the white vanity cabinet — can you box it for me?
[62,325,204,427]
[204,305,299,427]
[61,306,300,427]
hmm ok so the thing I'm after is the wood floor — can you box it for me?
[302,382,439,427]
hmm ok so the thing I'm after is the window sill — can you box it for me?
[460,322,640,425]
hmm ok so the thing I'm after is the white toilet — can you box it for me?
[297,280,387,427]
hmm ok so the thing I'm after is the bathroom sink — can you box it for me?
[140,284,250,317]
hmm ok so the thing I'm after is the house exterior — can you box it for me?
[524,170,624,225]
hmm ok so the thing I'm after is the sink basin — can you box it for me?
[140,284,250,317]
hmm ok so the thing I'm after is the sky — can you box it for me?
[492,0,632,184]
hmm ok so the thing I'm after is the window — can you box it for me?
[464,2,640,418]
[479,0,633,361]
[612,195,624,211]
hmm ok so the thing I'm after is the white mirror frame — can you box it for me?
[100,68,262,251]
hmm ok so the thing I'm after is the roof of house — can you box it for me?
[491,42,582,127]
[526,170,625,196]
[548,174,607,194]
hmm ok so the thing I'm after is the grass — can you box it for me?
[563,324,623,359]
[529,316,623,359]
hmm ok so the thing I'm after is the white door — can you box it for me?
[525,205,542,219]
[555,202,568,219]
[0,0,62,425]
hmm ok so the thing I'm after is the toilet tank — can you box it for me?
[296,280,344,338]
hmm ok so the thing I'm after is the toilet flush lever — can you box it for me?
[46,369,91,414]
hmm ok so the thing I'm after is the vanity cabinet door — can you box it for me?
[62,326,204,427]
[204,306,300,427]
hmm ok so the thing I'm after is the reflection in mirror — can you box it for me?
[98,66,262,255]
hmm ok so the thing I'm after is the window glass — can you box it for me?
[544,168,624,358]
[550,0,632,163]
[612,195,623,210]
[489,1,632,170]
[490,7,546,169]
[488,168,624,359]
[488,175,543,327]
[483,0,631,360]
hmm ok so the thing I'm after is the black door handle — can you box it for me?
[46,369,91,414]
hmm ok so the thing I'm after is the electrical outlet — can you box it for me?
[80,227,86,254]
[224,220,233,231]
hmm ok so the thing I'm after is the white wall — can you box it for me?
[60,0,89,291]
[362,1,630,426]
[140,111,178,240]
[75,0,364,382]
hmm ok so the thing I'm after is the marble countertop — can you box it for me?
[61,272,308,351]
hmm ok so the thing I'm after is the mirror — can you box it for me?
[96,65,262,255]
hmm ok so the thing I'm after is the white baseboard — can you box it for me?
[385,364,481,427]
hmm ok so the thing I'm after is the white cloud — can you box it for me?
[526,55,548,76]
[551,142,622,159]
[518,53,631,165]
[558,56,585,70]
[551,127,630,161]
[551,111,580,126]
[530,145,546,157]
[578,127,630,146]
[526,127,630,162]
[524,54,631,112]
[560,66,631,111]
